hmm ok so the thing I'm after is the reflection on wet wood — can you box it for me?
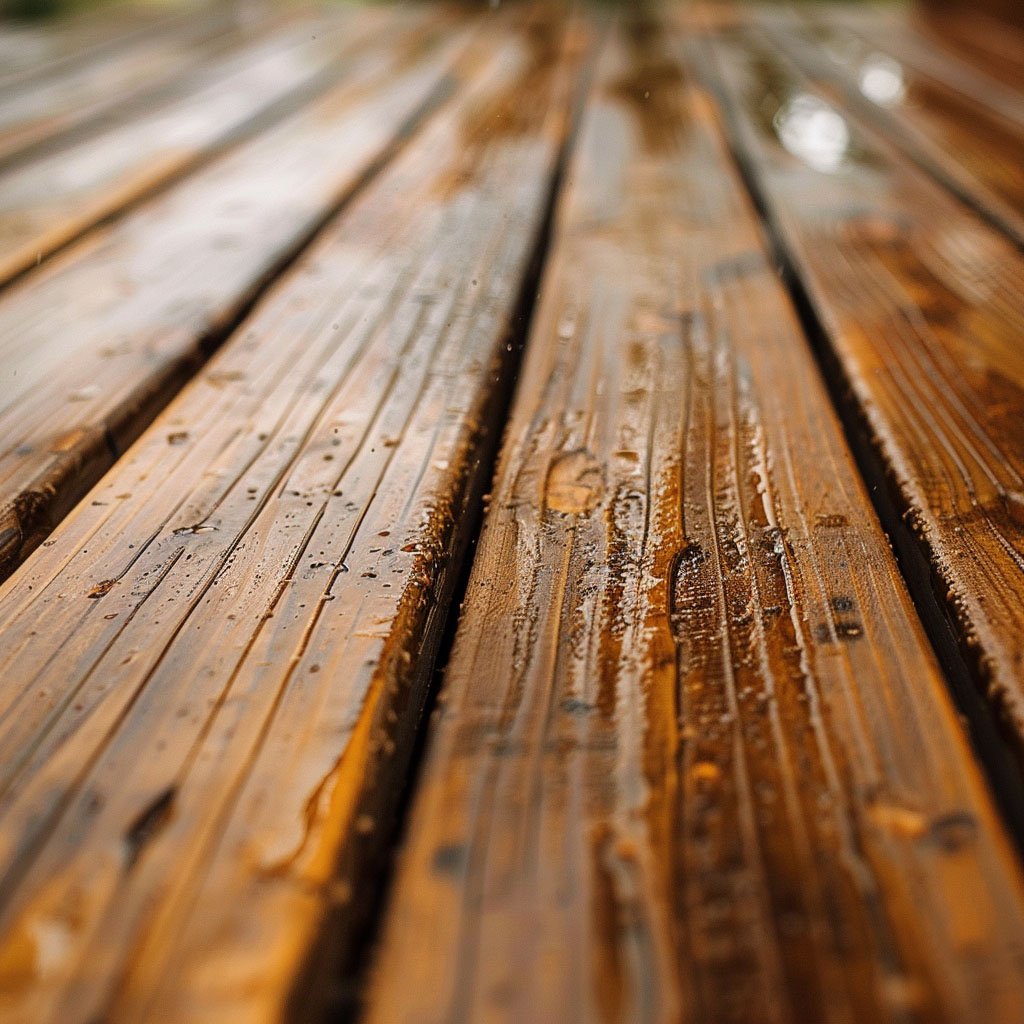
[701,24,1024,773]
[366,16,1024,1024]
[760,6,1024,247]
[0,8,586,1020]
[0,7,468,581]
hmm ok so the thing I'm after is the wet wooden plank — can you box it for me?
[0,8,586,1021]
[757,6,1024,246]
[826,3,1024,115]
[0,3,197,90]
[0,6,469,580]
[909,7,1024,89]
[0,5,248,169]
[697,23,1024,770]
[366,15,1024,1024]
[0,8,387,287]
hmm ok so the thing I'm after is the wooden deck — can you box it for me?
[1,2,1023,1020]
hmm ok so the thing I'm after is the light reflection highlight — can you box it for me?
[858,54,906,106]
[773,93,850,173]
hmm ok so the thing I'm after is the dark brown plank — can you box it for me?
[0,8,384,287]
[910,7,1024,90]
[697,17,1024,768]
[0,5,466,580]
[0,8,586,1020]
[366,14,1024,1024]
[757,5,1024,246]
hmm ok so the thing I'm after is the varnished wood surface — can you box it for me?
[0,5,464,581]
[0,9,371,287]
[0,7,586,1020]
[756,5,1024,247]
[697,16,1024,767]
[367,15,1024,1024]
[1,2,1024,1021]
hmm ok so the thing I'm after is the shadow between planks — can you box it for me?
[1,1,1024,1022]
[0,2,469,580]
[0,5,593,1021]
[364,10,1024,1023]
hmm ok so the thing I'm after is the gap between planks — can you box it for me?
[0,4,471,582]
[0,6,593,1021]
[690,4,1024,839]
[366,11,1024,1024]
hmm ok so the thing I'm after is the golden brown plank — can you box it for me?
[0,6,468,580]
[0,8,385,287]
[699,19,1024,767]
[0,8,586,1021]
[0,5,246,169]
[757,5,1024,247]
[367,15,1024,1024]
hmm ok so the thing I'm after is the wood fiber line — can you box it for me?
[0,6,470,582]
[0,5,249,170]
[0,7,393,288]
[757,6,1024,248]
[0,7,588,1021]
[698,22,1024,774]
[366,15,1024,1024]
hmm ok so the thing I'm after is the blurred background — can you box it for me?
[3,0,1022,31]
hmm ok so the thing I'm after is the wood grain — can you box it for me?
[0,7,587,1021]
[699,19,1024,766]
[367,15,1024,1024]
[0,8,382,287]
[0,6,467,581]
[758,6,1024,247]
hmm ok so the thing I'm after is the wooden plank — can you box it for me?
[826,3,1024,119]
[0,3,198,90]
[0,6,469,581]
[366,14,1024,1024]
[755,7,1024,248]
[0,4,247,169]
[909,8,1024,90]
[0,8,587,1021]
[0,9,389,287]
[696,22,1024,772]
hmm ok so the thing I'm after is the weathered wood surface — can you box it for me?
[0,5,465,581]
[0,8,586,1021]
[697,22,1024,764]
[0,2,196,90]
[0,9,375,287]
[367,16,1024,1024]
[756,6,1024,247]
[0,5,247,169]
